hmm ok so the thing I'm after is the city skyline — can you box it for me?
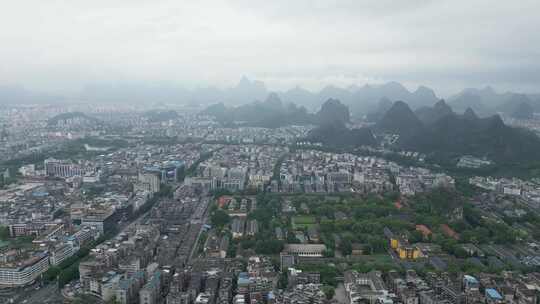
[1,2,540,303]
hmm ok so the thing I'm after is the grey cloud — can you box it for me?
[0,0,538,98]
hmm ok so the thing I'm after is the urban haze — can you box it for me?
[1,2,540,304]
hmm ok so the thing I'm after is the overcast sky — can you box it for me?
[1,0,539,97]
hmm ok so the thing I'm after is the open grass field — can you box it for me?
[352,254,394,263]
[292,215,317,229]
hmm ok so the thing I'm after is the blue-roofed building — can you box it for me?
[463,274,478,284]
[144,160,185,183]
[268,291,275,300]
[485,288,504,304]
[140,271,162,304]
[31,191,49,198]
[116,278,134,304]
[133,270,146,282]
[463,274,479,292]
[237,272,252,296]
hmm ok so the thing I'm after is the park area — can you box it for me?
[292,215,317,229]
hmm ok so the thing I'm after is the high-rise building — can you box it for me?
[138,173,161,193]
[44,158,84,178]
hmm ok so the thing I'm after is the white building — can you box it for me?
[50,243,78,266]
[44,158,85,178]
[18,164,36,177]
[138,173,161,193]
[0,252,49,287]
[282,244,327,257]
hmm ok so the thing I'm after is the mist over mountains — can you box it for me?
[201,93,313,128]
[3,74,540,165]
[0,85,62,105]
[447,87,540,118]
[1,77,539,119]
[201,91,540,165]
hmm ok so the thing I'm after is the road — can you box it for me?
[333,283,348,304]
[10,283,63,304]
[188,197,211,262]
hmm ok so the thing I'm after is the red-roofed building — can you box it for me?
[217,196,232,208]
[415,224,432,237]
[440,224,460,240]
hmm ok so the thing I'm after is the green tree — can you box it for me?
[453,246,469,259]
[322,285,335,300]
[58,264,79,287]
[323,249,335,257]
[339,238,352,256]
[278,271,288,289]
[409,230,424,243]
[105,296,121,304]
[255,239,284,255]
[0,226,9,240]
[367,237,388,254]
[227,241,238,258]
[43,266,61,282]
[210,209,231,229]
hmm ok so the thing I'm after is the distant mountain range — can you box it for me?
[415,100,454,125]
[376,100,540,164]
[201,93,314,128]
[447,86,540,118]
[201,93,355,128]
[143,110,180,123]
[306,123,376,148]
[205,92,540,164]
[201,95,378,147]
[375,100,424,137]
[71,78,443,112]
[1,78,539,119]
[48,112,99,126]
[278,82,440,115]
